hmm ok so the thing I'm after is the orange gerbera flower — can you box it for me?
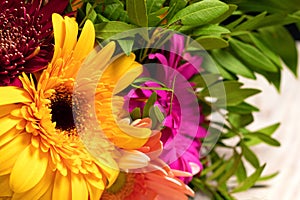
[101,119,194,200]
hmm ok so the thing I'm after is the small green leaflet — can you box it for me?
[168,0,229,25]
[126,0,148,27]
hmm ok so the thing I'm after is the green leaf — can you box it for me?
[211,49,256,79]
[217,188,236,200]
[130,107,141,120]
[245,123,280,146]
[101,2,129,22]
[226,88,261,106]
[247,132,280,147]
[236,160,247,183]
[215,62,238,80]
[147,0,166,13]
[210,4,238,24]
[200,81,260,106]
[196,36,229,50]
[201,81,242,99]
[265,70,281,91]
[259,26,298,76]
[191,24,231,36]
[227,102,259,114]
[143,92,157,118]
[219,152,242,184]
[118,39,134,56]
[94,21,137,40]
[231,164,266,193]
[134,77,166,86]
[96,14,110,23]
[241,143,260,168]
[152,105,165,123]
[126,0,148,27]
[229,38,278,73]
[234,12,267,31]
[228,113,254,128]
[257,171,279,182]
[165,0,187,22]
[226,15,247,30]
[86,3,97,22]
[201,158,223,176]
[207,161,228,181]
[190,73,220,88]
[148,7,169,26]
[249,33,282,69]
[168,0,229,25]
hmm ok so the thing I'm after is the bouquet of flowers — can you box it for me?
[0,0,299,199]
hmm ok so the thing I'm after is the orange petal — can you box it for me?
[0,175,13,197]
[10,145,48,193]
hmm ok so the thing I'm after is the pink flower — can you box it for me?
[126,34,207,183]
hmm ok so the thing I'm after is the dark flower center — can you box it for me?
[49,87,76,132]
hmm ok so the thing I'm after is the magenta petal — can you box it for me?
[149,53,169,66]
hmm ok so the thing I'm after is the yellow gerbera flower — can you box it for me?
[0,13,151,200]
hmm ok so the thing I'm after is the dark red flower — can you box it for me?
[0,0,69,86]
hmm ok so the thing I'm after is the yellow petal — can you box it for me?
[103,121,151,150]
[0,175,13,197]
[86,181,103,200]
[10,145,48,193]
[62,16,78,57]
[52,171,71,200]
[0,114,21,136]
[52,13,65,62]
[0,133,31,176]
[0,127,22,147]
[39,183,53,200]
[114,63,142,94]
[71,173,88,200]
[96,161,119,188]
[0,104,22,118]
[101,53,142,93]
[98,96,151,150]
[12,166,54,200]
[75,42,116,93]
[73,20,95,62]
[84,172,105,190]
[0,87,31,105]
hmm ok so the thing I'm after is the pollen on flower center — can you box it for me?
[49,86,76,132]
